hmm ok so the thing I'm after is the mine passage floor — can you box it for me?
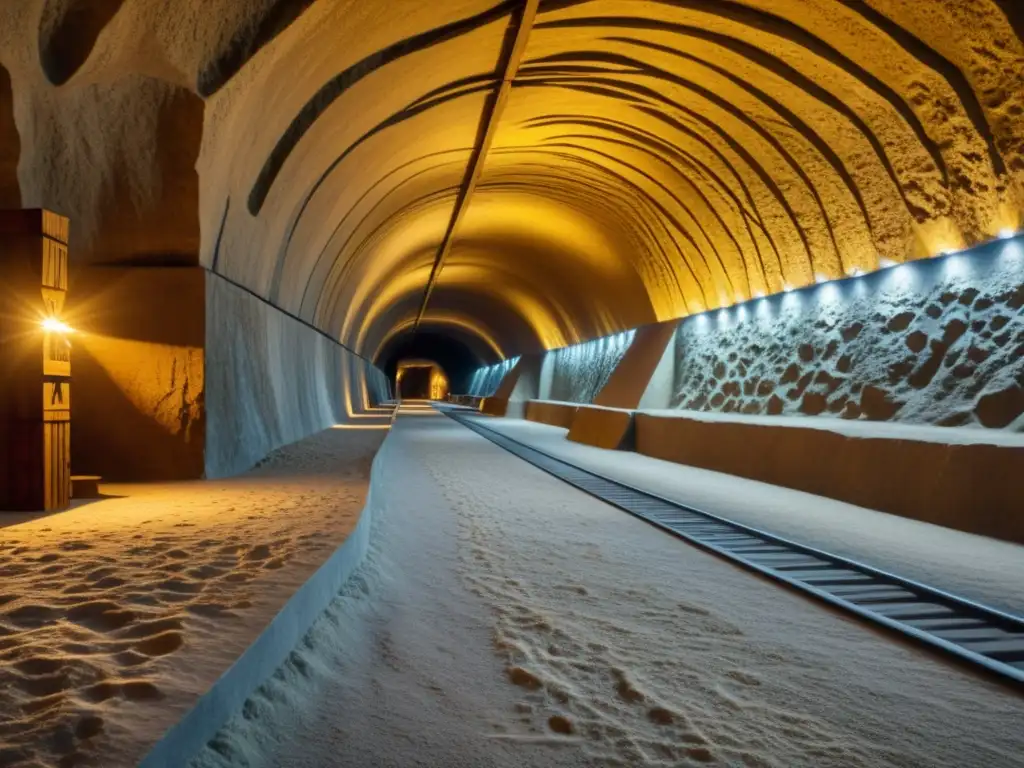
[443,407,1024,690]
[195,407,1024,768]
[0,423,387,768]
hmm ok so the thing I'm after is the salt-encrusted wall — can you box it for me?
[468,357,520,397]
[365,362,391,405]
[671,236,1024,431]
[205,273,390,478]
[546,331,636,405]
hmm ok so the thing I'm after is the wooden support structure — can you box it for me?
[0,209,72,511]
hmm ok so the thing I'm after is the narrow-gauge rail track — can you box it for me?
[440,406,1024,692]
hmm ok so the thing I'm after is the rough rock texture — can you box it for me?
[0,0,1022,480]
[0,0,1022,364]
[671,237,1024,430]
[0,424,383,768]
[204,273,385,479]
[545,330,635,404]
[467,356,519,397]
[365,363,390,407]
[68,266,207,481]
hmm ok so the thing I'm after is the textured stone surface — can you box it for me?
[1,0,1023,479]
[67,266,207,481]
[546,330,635,405]
[592,320,677,409]
[0,0,1022,362]
[467,356,519,397]
[204,273,384,478]
[671,239,1024,431]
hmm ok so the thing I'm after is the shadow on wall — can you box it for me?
[0,65,20,208]
[72,341,204,481]
[68,265,207,481]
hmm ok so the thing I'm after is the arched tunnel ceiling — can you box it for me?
[0,0,1021,362]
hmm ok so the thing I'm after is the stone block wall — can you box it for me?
[672,237,1024,431]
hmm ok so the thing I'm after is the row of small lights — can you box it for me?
[697,227,1020,326]
[765,227,1020,297]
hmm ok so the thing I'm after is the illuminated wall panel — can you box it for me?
[671,236,1024,429]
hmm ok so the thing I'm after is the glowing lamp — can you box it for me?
[41,317,73,334]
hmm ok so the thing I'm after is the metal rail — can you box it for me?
[440,406,1024,692]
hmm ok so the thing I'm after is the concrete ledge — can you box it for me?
[449,394,483,409]
[138,433,392,767]
[567,405,636,450]
[635,411,1024,543]
[480,396,509,416]
[525,399,579,429]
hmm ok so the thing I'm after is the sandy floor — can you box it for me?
[0,423,388,768]
[195,409,1024,768]
[476,416,1024,618]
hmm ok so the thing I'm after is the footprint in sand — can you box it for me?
[647,706,675,725]
[14,656,64,675]
[66,601,136,631]
[59,541,94,552]
[244,544,273,562]
[507,666,543,690]
[726,669,761,687]
[186,564,227,580]
[134,631,185,657]
[83,679,162,702]
[612,669,646,704]
[75,714,104,740]
[548,714,575,735]
[187,602,235,618]
[6,604,59,628]
[153,577,203,598]
[118,615,183,640]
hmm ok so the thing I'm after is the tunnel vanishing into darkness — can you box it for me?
[0,1,1022,476]
[1,4,1024,768]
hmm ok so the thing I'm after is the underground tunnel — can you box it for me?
[0,1,1022,766]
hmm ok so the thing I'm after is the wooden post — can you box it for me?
[0,209,72,511]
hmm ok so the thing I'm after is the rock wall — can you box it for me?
[366,364,391,405]
[671,236,1024,431]
[468,357,520,397]
[68,266,207,481]
[2,1,1024,381]
[204,273,386,479]
[545,331,636,405]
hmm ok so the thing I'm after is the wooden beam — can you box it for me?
[413,0,539,331]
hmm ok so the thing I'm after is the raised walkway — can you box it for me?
[192,407,1024,768]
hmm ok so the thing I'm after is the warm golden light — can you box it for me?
[41,317,73,334]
